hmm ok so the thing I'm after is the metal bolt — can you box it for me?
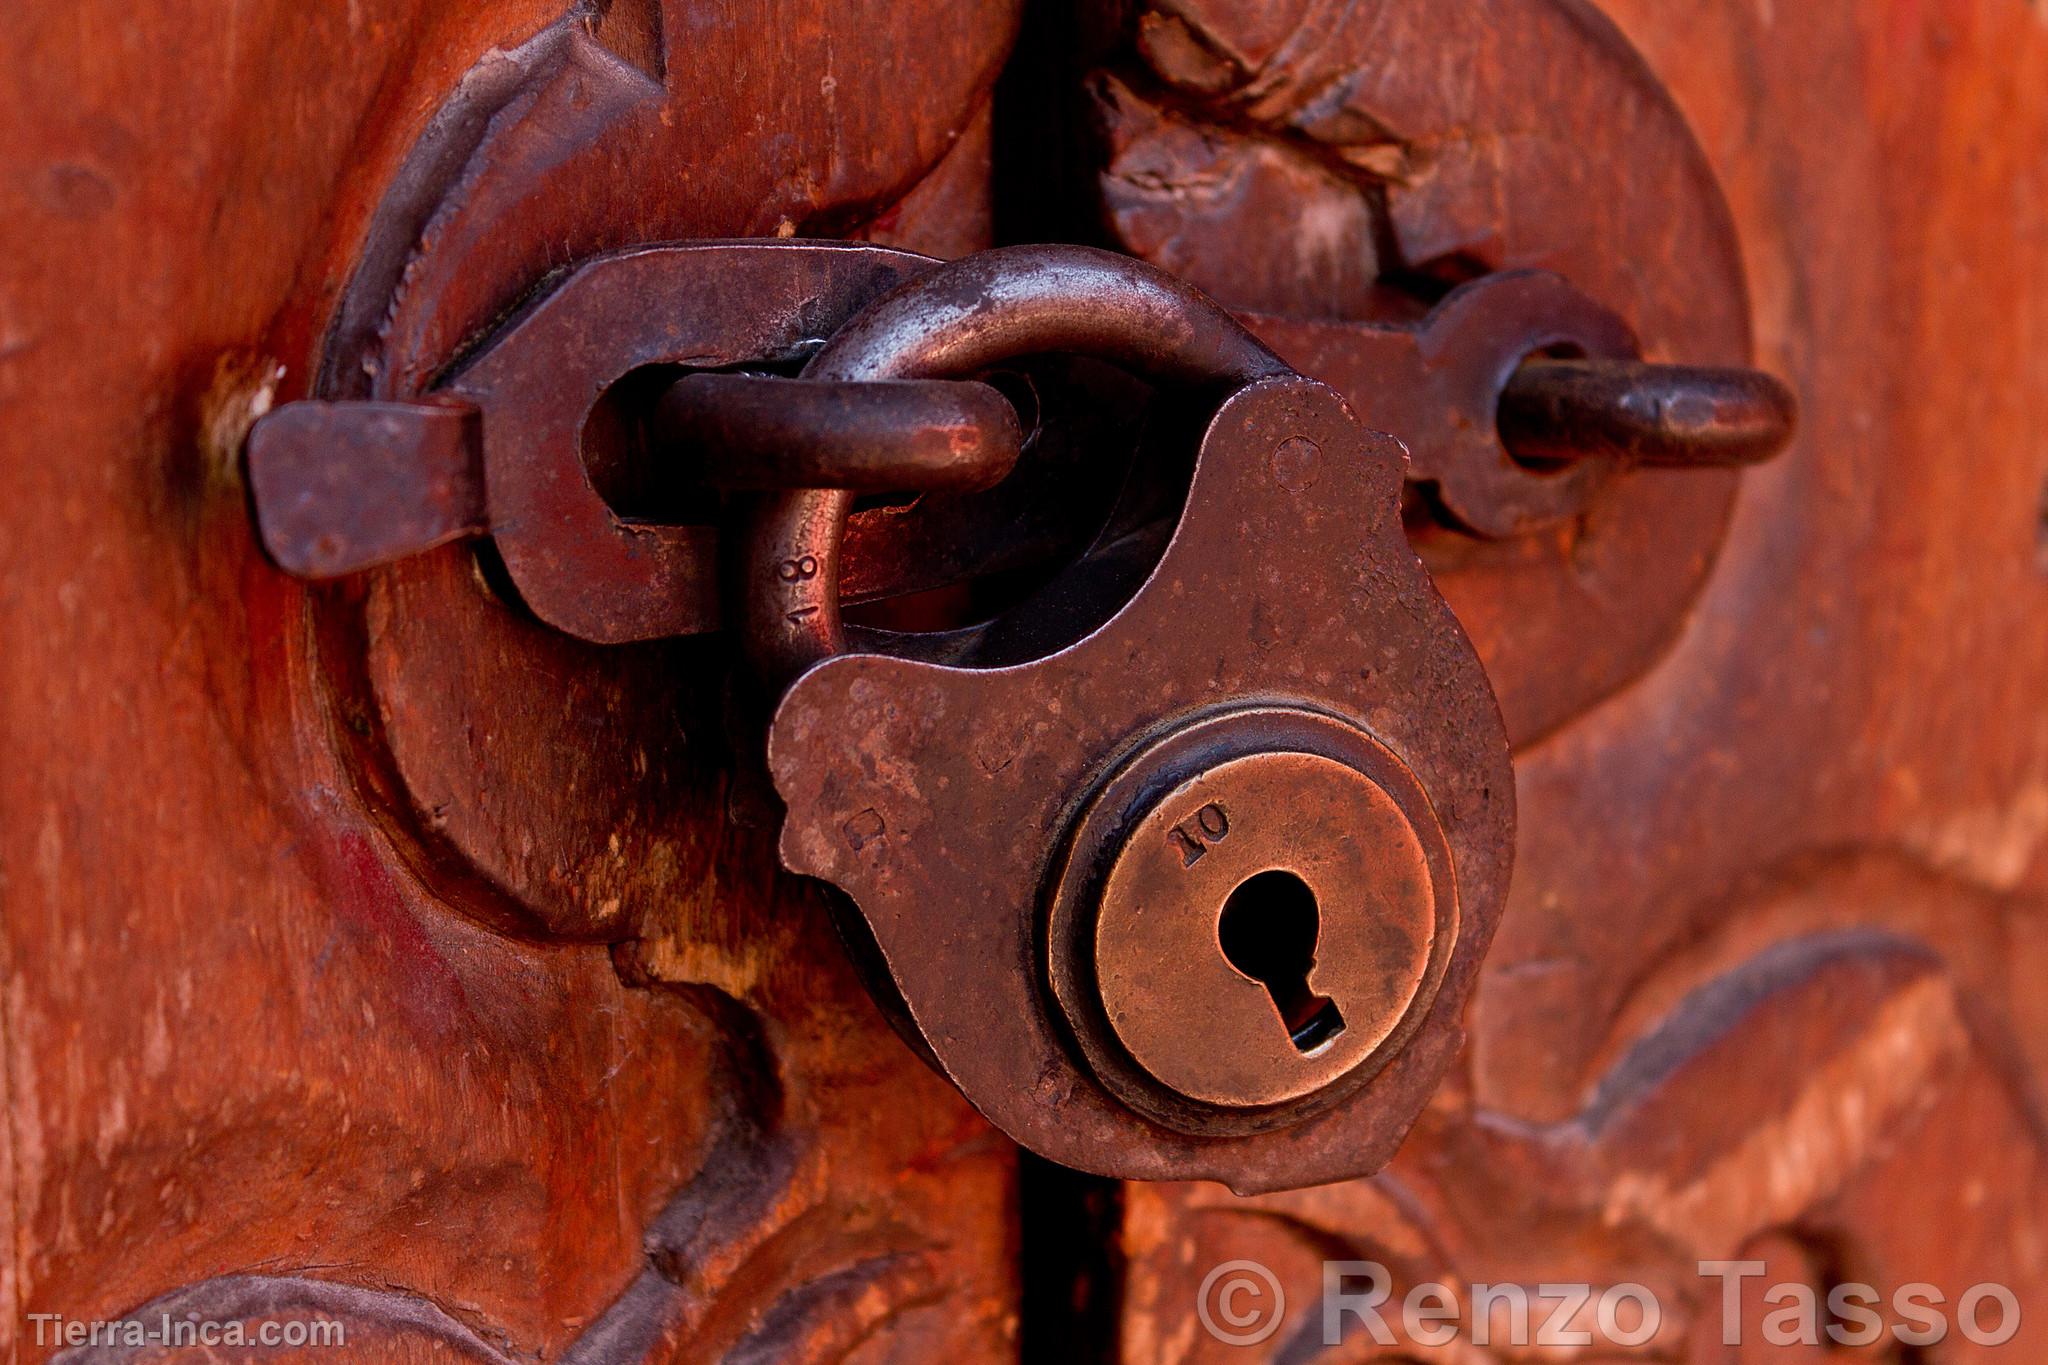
[1498,357,1798,468]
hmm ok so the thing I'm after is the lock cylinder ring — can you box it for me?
[1044,705,1459,1136]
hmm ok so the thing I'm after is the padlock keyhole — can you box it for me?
[1217,870,1347,1054]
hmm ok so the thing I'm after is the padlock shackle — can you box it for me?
[741,244,1290,686]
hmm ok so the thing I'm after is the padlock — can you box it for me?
[754,246,1516,1193]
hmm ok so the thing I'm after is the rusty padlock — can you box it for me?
[754,246,1513,1193]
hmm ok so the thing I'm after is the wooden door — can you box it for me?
[2,1,2044,1361]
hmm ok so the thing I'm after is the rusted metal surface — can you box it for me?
[444,241,946,644]
[655,373,1023,493]
[244,242,1096,640]
[245,397,484,577]
[743,244,1287,682]
[763,247,1513,1189]
[1499,358,1798,469]
[249,241,953,634]
[770,370,1513,1189]
[245,370,1034,591]
[1244,270,1798,539]
[247,255,1788,603]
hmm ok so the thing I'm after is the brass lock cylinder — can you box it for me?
[1045,708,1457,1135]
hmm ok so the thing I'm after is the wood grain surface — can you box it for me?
[2,1,2043,1361]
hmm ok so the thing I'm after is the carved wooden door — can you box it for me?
[4,1,2045,1362]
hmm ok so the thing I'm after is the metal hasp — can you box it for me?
[242,245,1795,623]
[1243,271,1797,539]
[244,242,1073,641]
[761,246,1513,1192]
